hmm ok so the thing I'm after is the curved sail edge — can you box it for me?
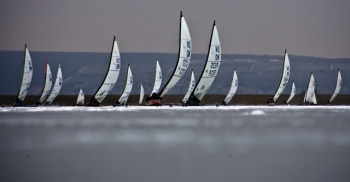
[223,69,238,105]
[45,65,63,105]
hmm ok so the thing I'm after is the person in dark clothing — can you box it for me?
[146,92,162,106]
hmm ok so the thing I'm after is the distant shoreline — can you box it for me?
[1,94,349,106]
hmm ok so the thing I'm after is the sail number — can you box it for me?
[210,62,219,69]
[183,59,189,67]
[208,70,217,76]
[179,68,186,76]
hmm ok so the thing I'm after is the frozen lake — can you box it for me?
[1,106,350,182]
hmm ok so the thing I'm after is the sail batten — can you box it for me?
[158,11,192,97]
[45,65,63,105]
[89,36,121,105]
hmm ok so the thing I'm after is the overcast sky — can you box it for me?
[1,0,349,58]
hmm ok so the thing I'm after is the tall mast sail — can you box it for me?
[88,36,121,105]
[188,21,221,105]
[286,81,296,104]
[14,44,33,106]
[38,62,53,104]
[328,70,342,103]
[139,84,144,104]
[158,11,192,97]
[45,65,63,105]
[272,50,290,102]
[223,69,238,105]
[117,65,133,105]
[303,73,317,104]
[150,60,162,95]
[181,70,195,103]
[76,89,84,105]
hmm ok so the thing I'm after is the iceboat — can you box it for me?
[87,36,121,106]
[13,44,33,106]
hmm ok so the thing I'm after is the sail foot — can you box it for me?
[186,96,201,106]
[86,97,100,106]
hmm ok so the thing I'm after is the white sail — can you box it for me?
[76,89,84,105]
[139,84,144,105]
[286,81,296,104]
[328,70,342,103]
[91,36,121,104]
[38,62,53,104]
[150,60,162,95]
[223,70,238,105]
[272,50,290,102]
[45,65,63,104]
[191,22,221,101]
[304,73,317,104]
[118,66,133,105]
[158,11,192,97]
[181,70,195,103]
[16,44,33,103]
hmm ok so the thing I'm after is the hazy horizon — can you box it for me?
[1,0,350,59]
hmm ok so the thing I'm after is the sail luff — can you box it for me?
[272,50,290,102]
[45,65,63,104]
[181,70,195,103]
[223,69,238,105]
[328,70,342,103]
[158,11,192,97]
[38,62,52,104]
[15,44,33,105]
[89,36,121,105]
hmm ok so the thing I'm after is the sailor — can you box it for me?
[146,92,162,105]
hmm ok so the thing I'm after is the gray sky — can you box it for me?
[1,0,349,58]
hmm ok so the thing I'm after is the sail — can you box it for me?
[223,69,238,105]
[89,36,121,104]
[328,70,342,103]
[45,65,63,104]
[150,60,162,95]
[286,81,296,104]
[158,11,192,97]
[15,44,33,104]
[181,70,195,103]
[304,73,316,104]
[38,62,53,104]
[139,84,144,104]
[190,21,221,102]
[118,65,133,105]
[76,89,84,105]
[272,50,290,102]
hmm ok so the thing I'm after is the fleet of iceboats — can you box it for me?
[12,12,342,107]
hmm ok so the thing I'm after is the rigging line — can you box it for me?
[177,45,209,94]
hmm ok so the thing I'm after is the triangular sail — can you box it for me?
[223,69,238,105]
[272,50,290,102]
[150,60,162,95]
[76,89,84,105]
[38,62,53,104]
[139,84,144,105]
[45,65,63,105]
[328,70,342,103]
[158,11,192,97]
[89,36,121,105]
[118,65,133,105]
[181,70,195,103]
[189,21,221,104]
[286,81,296,104]
[15,44,33,105]
[304,73,316,104]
